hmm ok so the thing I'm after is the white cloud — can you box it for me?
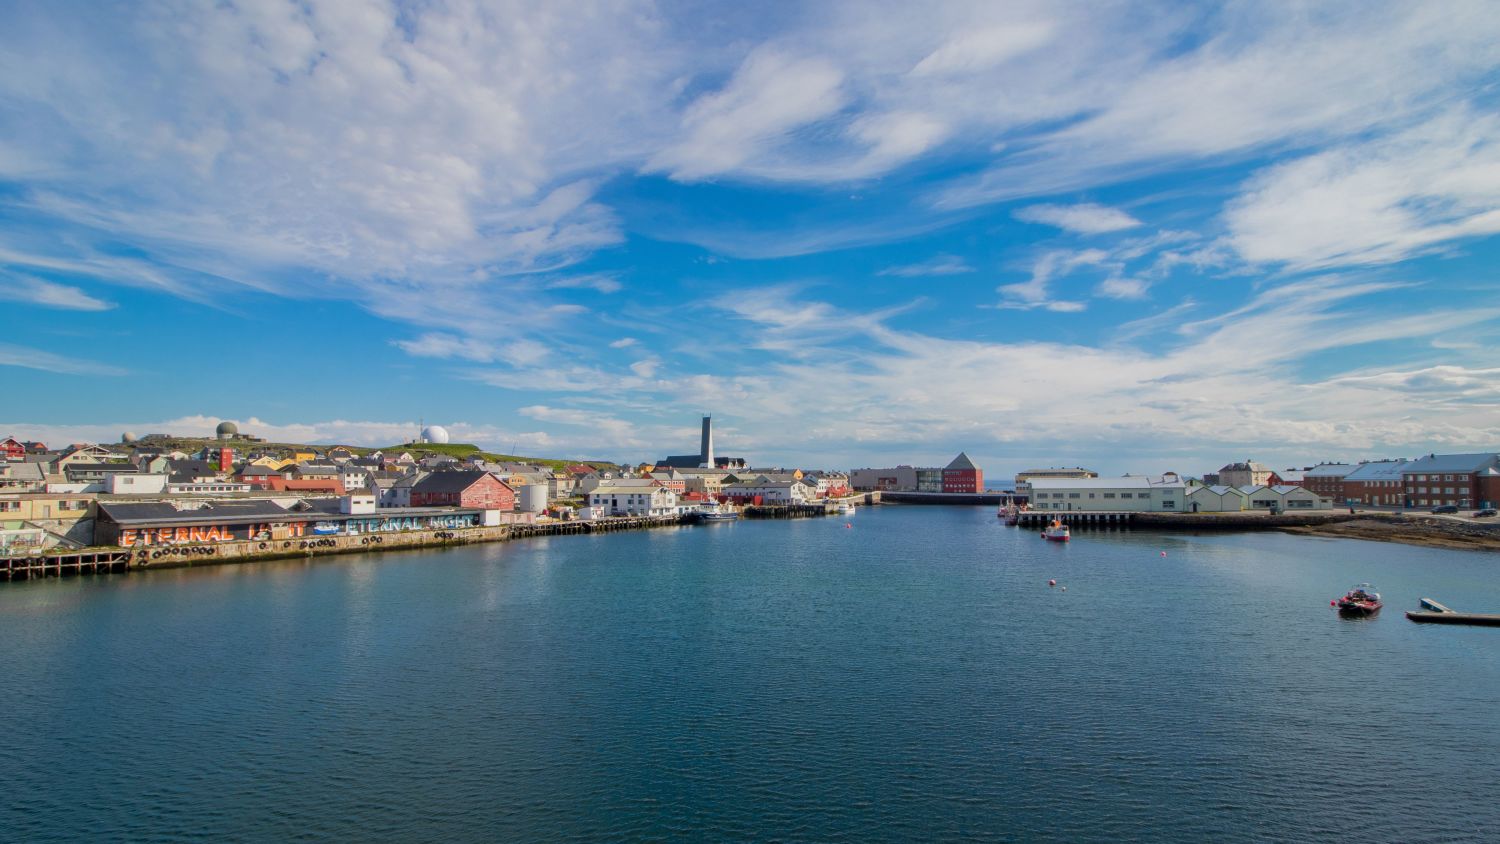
[609,337,638,348]
[1013,203,1141,234]
[0,273,114,310]
[680,282,1500,471]
[879,254,973,277]
[394,333,550,367]
[0,342,128,376]
[1095,275,1149,300]
[910,22,1055,77]
[544,274,624,294]
[647,47,847,180]
[1225,109,1500,268]
[933,2,1500,208]
[995,249,1106,310]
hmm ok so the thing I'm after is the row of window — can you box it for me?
[1035,491,1145,499]
[0,500,86,512]
[1414,487,1461,494]
[1413,474,1470,482]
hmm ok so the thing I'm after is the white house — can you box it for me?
[106,473,169,495]
[722,480,815,504]
[1187,485,1249,512]
[589,484,679,516]
[1027,476,1187,512]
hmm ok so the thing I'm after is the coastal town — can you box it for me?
[2,416,1498,566]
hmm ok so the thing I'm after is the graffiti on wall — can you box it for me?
[117,513,480,546]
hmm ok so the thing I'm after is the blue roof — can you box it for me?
[1402,453,1500,474]
[1344,461,1408,481]
[1304,463,1355,477]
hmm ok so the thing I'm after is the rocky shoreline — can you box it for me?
[1279,514,1500,552]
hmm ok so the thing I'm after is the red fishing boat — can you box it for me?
[1042,519,1070,542]
[1332,583,1381,616]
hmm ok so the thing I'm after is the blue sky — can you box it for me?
[3,0,1499,478]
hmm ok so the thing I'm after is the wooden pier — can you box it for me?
[743,503,835,519]
[509,514,686,538]
[1015,511,1134,527]
[1,549,131,581]
[1406,598,1500,627]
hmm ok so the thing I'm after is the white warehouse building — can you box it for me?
[1028,475,1188,512]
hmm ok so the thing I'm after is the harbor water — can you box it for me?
[2,506,1498,842]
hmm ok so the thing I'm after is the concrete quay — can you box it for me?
[3,514,690,581]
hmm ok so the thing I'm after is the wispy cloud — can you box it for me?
[879,254,974,277]
[1225,109,1500,269]
[1013,203,1141,234]
[0,273,113,310]
[0,343,127,376]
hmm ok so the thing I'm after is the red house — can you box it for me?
[941,452,983,493]
[1,437,25,460]
[410,470,515,510]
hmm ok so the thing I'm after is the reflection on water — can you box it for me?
[1,506,1497,843]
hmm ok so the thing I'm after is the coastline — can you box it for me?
[1278,515,1500,552]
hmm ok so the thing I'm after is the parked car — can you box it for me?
[1475,508,1498,518]
[1430,504,1459,514]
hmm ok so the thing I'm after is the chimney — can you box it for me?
[700,415,714,469]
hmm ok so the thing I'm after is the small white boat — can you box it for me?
[838,501,857,515]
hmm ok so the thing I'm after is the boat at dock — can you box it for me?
[1042,519,1070,542]
[1405,598,1500,627]
[998,504,1020,525]
[688,503,739,523]
[1332,583,1382,617]
[837,501,856,516]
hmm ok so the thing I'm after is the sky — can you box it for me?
[2,0,1499,479]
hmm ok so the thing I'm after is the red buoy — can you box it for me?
[1048,579,1057,587]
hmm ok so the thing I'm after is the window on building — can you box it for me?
[1068,493,1081,498]
[1103,493,1116,498]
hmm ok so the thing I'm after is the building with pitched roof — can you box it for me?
[1218,460,1274,488]
[410,470,515,510]
[1401,452,1500,509]
[942,452,983,493]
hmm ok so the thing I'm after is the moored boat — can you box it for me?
[1041,519,1070,542]
[689,503,739,523]
[837,501,856,516]
[1332,583,1382,616]
[998,504,1020,525]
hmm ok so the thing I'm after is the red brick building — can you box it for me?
[1340,460,1407,506]
[1401,453,1500,509]
[941,452,983,494]
[1302,463,1354,500]
[410,470,515,510]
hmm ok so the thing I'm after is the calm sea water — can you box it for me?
[2,506,1498,842]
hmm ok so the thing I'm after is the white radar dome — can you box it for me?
[422,425,450,444]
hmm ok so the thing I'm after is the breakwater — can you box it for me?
[881,491,1005,505]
